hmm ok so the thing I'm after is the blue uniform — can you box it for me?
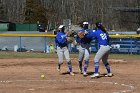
[76,28,93,44]
[86,28,112,76]
[87,29,110,47]
[76,28,93,75]
[55,32,68,48]
[55,31,73,73]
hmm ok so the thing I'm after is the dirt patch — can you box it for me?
[109,59,127,64]
[0,58,139,93]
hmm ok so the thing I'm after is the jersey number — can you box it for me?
[100,33,107,40]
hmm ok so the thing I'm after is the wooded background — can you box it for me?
[0,0,139,31]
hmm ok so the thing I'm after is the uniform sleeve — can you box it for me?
[56,33,67,44]
[86,30,96,39]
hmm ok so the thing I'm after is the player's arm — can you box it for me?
[86,29,96,39]
[56,33,67,44]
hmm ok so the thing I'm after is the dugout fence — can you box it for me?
[0,33,140,54]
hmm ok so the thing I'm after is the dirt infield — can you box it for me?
[0,58,139,93]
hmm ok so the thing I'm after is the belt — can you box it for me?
[100,45,109,47]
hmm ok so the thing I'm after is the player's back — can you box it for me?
[87,29,110,46]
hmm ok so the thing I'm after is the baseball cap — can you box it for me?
[58,25,64,29]
[83,22,88,24]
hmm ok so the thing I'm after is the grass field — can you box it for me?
[0,51,139,60]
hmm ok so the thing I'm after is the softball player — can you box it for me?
[55,25,74,76]
[86,22,113,78]
[75,22,93,76]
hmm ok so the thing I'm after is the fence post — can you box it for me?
[130,37,133,54]
[44,36,47,53]
[19,36,22,52]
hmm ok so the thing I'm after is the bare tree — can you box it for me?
[0,0,139,31]
[0,0,5,20]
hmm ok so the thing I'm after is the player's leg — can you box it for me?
[57,46,64,72]
[64,47,74,75]
[78,45,85,74]
[102,52,111,73]
[102,47,113,77]
[83,49,90,76]
[91,46,107,78]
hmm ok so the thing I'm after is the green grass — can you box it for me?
[0,51,139,60]
[109,54,140,60]
[0,51,57,59]
[89,53,140,60]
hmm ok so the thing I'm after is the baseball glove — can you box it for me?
[67,30,76,37]
[66,37,74,43]
[78,32,85,38]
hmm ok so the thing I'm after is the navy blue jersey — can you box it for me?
[55,32,68,47]
[76,28,93,44]
[87,29,110,47]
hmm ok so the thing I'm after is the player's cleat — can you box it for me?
[79,65,83,74]
[57,67,60,72]
[70,72,75,76]
[57,64,61,72]
[79,69,83,74]
[83,72,88,76]
[90,73,100,79]
[105,73,113,77]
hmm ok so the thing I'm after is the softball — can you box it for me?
[41,74,45,79]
